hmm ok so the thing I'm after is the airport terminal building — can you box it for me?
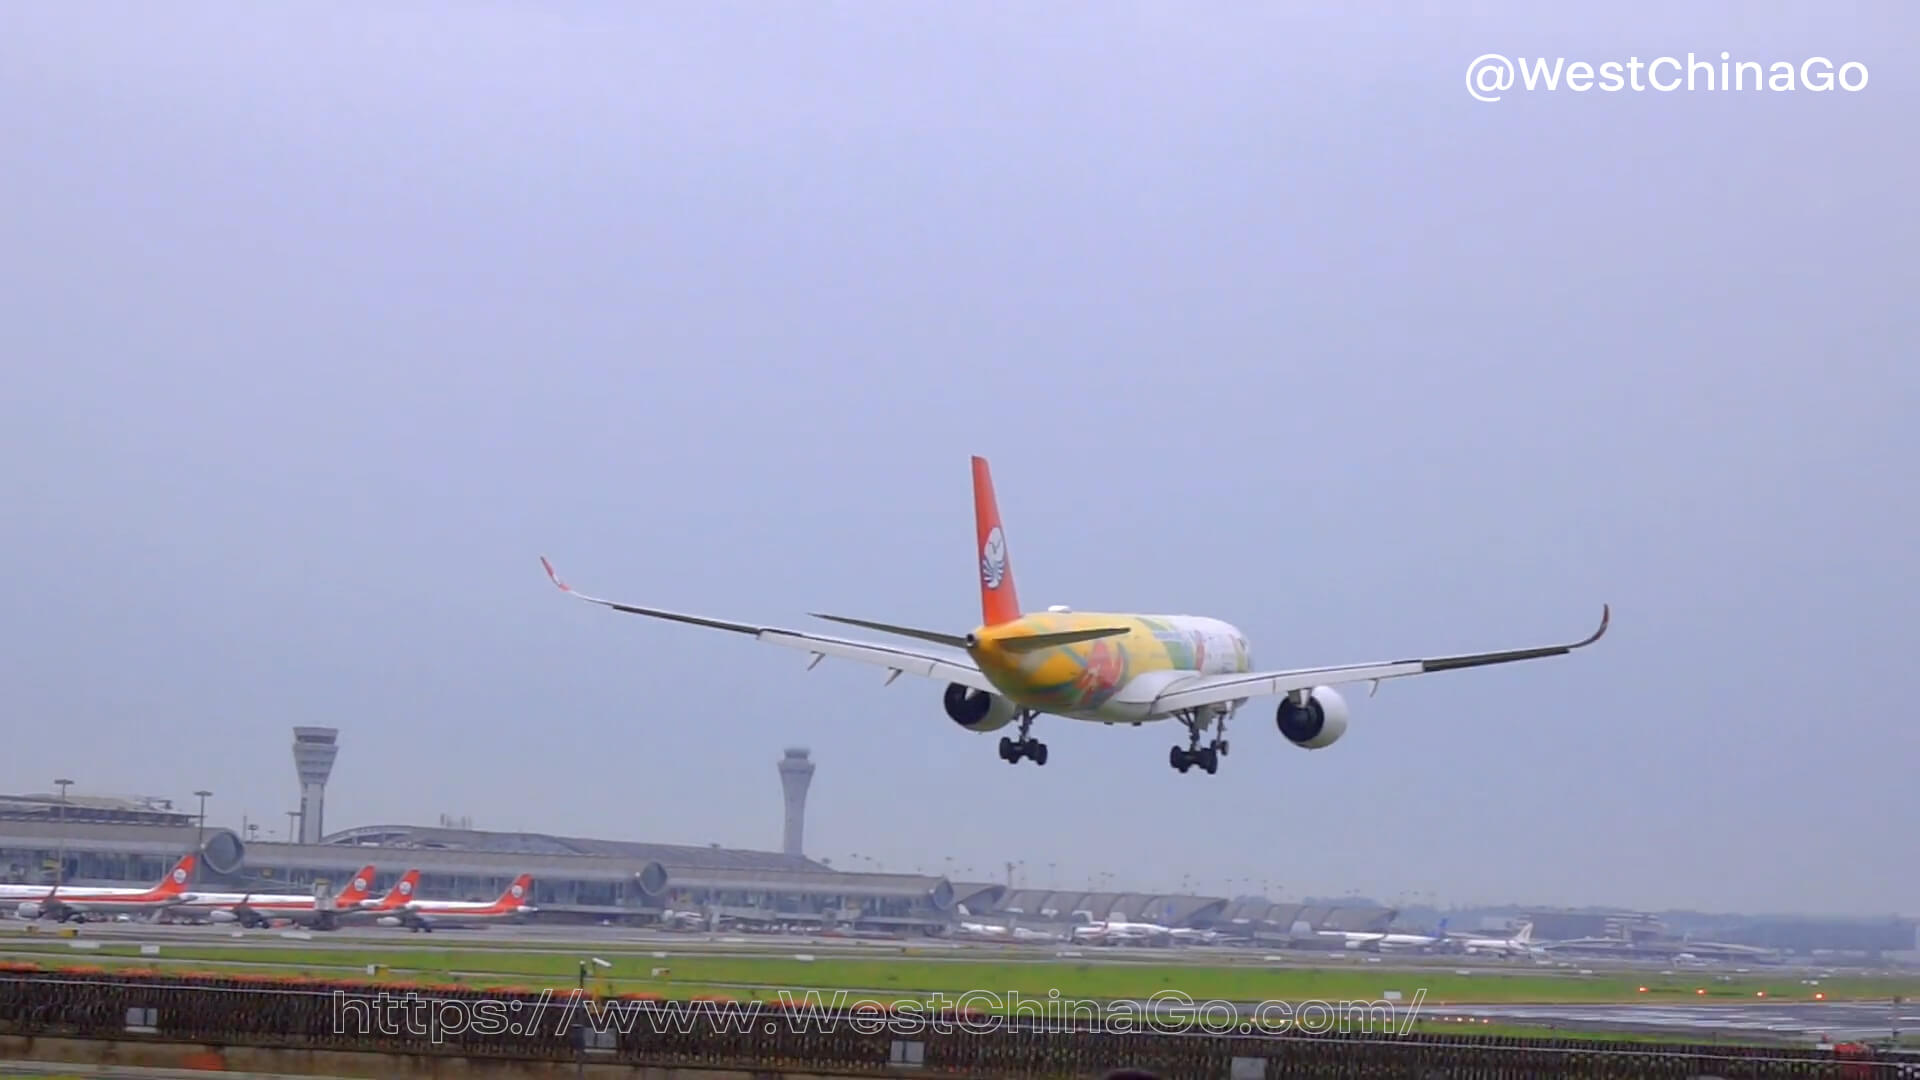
[0,783,1399,938]
[14,792,1909,957]
[0,814,967,932]
[0,737,1279,937]
[0,809,1312,937]
[0,736,1402,940]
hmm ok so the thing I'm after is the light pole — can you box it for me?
[193,790,213,853]
[53,778,73,887]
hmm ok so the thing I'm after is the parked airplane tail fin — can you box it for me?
[498,874,534,910]
[155,855,197,897]
[381,870,420,909]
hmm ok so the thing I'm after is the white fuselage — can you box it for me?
[13,892,184,918]
[1462,926,1537,957]
[1071,918,1174,945]
[1319,929,1444,951]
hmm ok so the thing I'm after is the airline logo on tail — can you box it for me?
[981,527,1007,590]
[336,867,378,907]
[370,870,419,911]
[498,874,535,912]
[972,456,1021,625]
[158,855,196,896]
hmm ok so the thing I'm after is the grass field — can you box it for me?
[4,940,1915,1008]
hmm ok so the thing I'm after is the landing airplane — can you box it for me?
[542,456,1608,775]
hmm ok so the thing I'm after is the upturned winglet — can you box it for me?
[1577,604,1611,648]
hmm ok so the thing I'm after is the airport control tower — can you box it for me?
[777,747,814,858]
[291,726,339,845]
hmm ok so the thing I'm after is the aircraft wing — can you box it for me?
[540,558,996,693]
[1149,605,1609,714]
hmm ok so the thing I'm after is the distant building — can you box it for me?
[1522,909,1665,942]
[0,815,955,931]
[291,726,339,845]
[777,748,814,858]
[1712,917,1920,956]
[0,792,194,829]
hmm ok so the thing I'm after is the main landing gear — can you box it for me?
[1170,709,1229,775]
[998,709,1048,765]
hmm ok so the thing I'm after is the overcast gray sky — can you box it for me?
[2,3,1912,917]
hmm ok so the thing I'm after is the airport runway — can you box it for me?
[3,919,1906,988]
[5,922,1917,1045]
[1442,1001,1919,1042]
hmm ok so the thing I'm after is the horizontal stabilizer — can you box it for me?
[997,626,1132,653]
[807,613,971,649]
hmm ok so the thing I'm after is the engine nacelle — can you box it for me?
[943,683,1017,732]
[1275,686,1350,749]
[15,902,42,920]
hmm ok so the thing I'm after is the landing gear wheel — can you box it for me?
[1169,745,1191,773]
[1198,747,1219,775]
[999,729,1047,765]
[995,711,1047,765]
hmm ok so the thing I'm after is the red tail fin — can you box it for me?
[972,456,1021,626]
[155,854,196,897]
[338,866,377,906]
[380,870,420,909]
[497,874,533,911]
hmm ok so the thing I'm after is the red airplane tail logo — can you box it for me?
[336,866,378,907]
[154,854,197,898]
[972,456,1021,627]
[378,870,420,910]
[496,874,534,912]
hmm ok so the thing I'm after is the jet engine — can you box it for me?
[207,908,271,929]
[944,683,1017,732]
[14,901,43,920]
[1275,686,1349,749]
[379,912,434,932]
